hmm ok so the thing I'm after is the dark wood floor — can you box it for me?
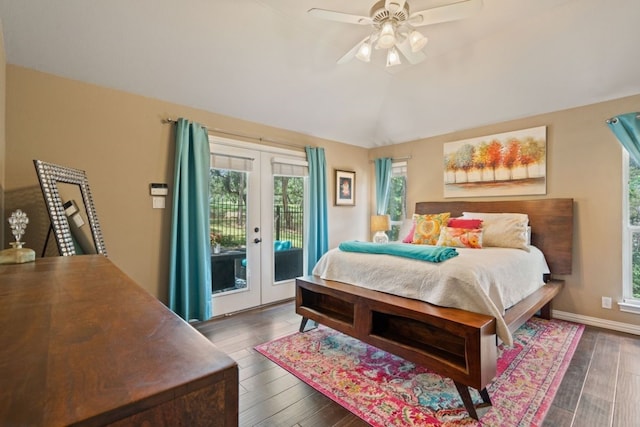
[195,300,640,427]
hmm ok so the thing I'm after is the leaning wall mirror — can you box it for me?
[33,159,107,256]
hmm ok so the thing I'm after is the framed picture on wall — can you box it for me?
[335,170,355,206]
[443,125,547,198]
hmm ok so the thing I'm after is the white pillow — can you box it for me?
[461,212,529,251]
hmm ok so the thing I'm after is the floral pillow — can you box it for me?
[412,212,450,245]
[437,227,483,249]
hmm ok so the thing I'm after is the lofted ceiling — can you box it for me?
[0,0,639,148]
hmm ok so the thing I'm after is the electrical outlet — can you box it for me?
[602,296,612,309]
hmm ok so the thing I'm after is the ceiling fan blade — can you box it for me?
[409,0,482,27]
[385,0,407,13]
[337,36,371,64]
[308,8,373,25]
[396,38,426,65]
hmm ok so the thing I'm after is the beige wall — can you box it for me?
[4,65,370,302]
[369,94,640,326]
[6,63,640,328]
[0,21,6,244]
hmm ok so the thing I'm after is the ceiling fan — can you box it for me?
[308,0,483,67]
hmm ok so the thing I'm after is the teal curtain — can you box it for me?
[305,146,329,274]
[168,118,212,321]
[374,157,392,215]
[608,113,640,165]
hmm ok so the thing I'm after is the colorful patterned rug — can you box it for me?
[255,317,583,426]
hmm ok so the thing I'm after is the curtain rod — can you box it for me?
[162,118,310,151]
[369,155,412,163]
[606,113,640,124]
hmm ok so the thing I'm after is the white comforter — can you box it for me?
[312,246,551,346]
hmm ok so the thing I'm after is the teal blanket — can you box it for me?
[338,241,458,263]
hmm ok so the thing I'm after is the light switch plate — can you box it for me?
[152,196,165,209]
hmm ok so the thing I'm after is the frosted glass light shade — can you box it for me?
[386,47,401,67]
[356,41,372,62]
[409,30,428,52]
[377,22,396,49]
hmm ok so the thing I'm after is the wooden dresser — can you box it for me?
[0,255,238,426]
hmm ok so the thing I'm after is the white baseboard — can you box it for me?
[553,310,640,336]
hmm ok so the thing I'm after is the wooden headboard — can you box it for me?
[415,198,574,275]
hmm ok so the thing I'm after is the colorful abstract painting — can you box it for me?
[444,126,546,198]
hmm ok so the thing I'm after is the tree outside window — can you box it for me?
[627,157,640,299]
[385,162,407,241]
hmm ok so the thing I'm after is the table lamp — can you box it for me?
[371,215,390,244]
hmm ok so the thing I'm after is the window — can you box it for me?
[622,150,640,313]
[385,161,407,241]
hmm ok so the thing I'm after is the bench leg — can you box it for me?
[454,382,492,420]
[539,300,552,319]
[299,317,317,333]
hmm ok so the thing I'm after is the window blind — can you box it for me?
[271,156,309,177]
[210,153,254,172]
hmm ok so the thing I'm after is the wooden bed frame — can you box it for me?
[295,198,573,420]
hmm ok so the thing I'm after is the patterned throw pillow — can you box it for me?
[437,227,483,249]
[412,212,450,245]
[402,222,416,243]
[447,218,483,229]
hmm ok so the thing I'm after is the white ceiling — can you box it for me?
[0,0,639,148]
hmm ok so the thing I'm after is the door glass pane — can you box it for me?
[273,176,304,282]
[210,168,248,295]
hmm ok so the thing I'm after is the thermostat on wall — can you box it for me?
[150,183,169,196]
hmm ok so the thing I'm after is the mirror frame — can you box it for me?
[33,159,107,256]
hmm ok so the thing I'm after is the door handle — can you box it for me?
[254,238,262,244]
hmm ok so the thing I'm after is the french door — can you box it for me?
[209,139,307,316]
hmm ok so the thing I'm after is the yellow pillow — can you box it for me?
[412,212,450,245]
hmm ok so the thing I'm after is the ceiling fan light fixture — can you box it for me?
[409,30,428,52]
[355,40,372,62]
[308,0,483,68]
[377,21,396,49]
[386,47,402,67]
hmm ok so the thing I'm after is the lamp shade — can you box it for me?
[409,30,428,52]
[371,215,391,232]
[386,47,401,67]
[377,22,396,49]
[356,40,372,62]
